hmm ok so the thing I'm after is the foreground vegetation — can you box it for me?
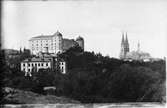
[1,46,166,103]
[2,87,79,104]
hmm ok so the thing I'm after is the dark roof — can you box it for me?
[22,57,52,62]
[29,31,63,41]
[29,35,53,41]
[76,36,84,40]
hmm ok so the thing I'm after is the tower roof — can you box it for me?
[54,30,62,36]
[76,36,84,41]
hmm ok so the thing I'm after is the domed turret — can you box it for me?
[76,36,84,50]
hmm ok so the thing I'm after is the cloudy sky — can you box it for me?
[2,0,167,58]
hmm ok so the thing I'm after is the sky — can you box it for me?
[2,0,167,58]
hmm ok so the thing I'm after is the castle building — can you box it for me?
[119,32,129,59]
[29,31,63,55]
[29,31,84,55]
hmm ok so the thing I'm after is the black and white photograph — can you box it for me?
[1,0,166,107]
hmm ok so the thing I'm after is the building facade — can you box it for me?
[29,31,63,55]
[21,56,66,76]
[29,31,84,55]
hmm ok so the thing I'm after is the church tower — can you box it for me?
[120,32,129,59]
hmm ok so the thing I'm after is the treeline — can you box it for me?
[1,46,166,103]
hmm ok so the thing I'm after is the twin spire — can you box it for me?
[120,32,142,59]
[121,32,129,45]
[120,32,130,59]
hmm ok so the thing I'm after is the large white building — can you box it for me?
[29,31,84,55]
[21,56,66,76]
[29,31,63,55]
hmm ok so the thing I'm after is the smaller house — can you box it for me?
[59,59,66,74]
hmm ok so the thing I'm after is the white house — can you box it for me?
[21,57,66,76]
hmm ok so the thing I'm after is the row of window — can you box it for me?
[23,67,50,72]
[32,43,53,46]
[22,68,31,72]
[22,66,65,73]
[31,40,52,43]
[31,40,61,44]
[32,47,55,50]
[22,62,49,67]
[60,62,65,65]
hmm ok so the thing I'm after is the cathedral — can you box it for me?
[119,32,153,62]
[119,32,130,59]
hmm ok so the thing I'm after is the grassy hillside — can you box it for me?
[2,87,79,104]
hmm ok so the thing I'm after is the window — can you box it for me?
[23,63,25,66]
[41,63,43,66]
[28,69,30,72]
[38,63,40,66]
[35,63,37,66]
[28,63,30,67]
[32,64,34,67]
[46,63,48,66]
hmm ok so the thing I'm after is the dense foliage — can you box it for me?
[2,46,166,103]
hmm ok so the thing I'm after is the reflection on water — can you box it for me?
[1,103,165,108]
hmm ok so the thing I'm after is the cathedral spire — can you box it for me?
[125,32,128,44]
[124,32,129,53]
[121,32,124,45]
